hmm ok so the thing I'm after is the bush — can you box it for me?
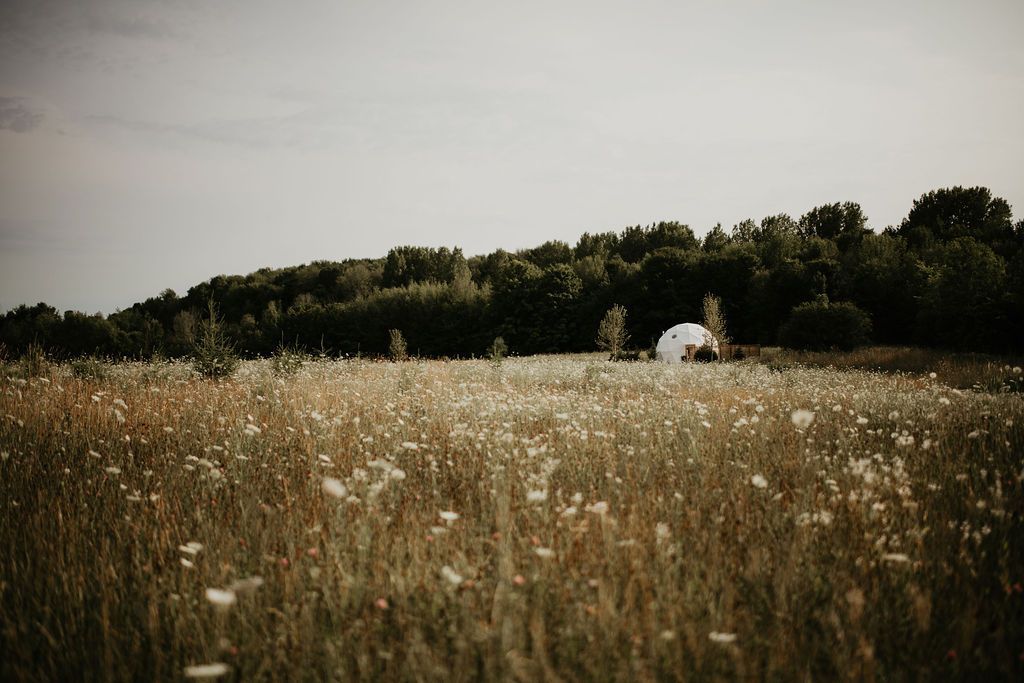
[192,301,239,379]
[388,329,408,362]
[694,345,717,362]
[487,336,508,364]
[271,342,306,377]
[70,356,109,380]
[778,300,872,351]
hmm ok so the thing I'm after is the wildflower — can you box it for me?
[244,423,261,436]
[184,663,229,679]
[229,576,264,594]
[534,547,555,559]
[390,468,407,481]
[376,598,389,610]
[881,553,910,563]
[750,474,768,489]
[585,501,609,515]
[439,511,460,522]
[895,435,915,447]
[322,478,348,499]
[177,542,202,558]
[655,522,671,540]
[205,587,237,607]
[440,565,464,586]
[180,558,195,569]
[105,466,121,475]
[708,631,737,644]
[791,410,814,429]
[401,441,419,450]
[526,489,548,503]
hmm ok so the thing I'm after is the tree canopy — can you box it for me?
[3,187,1022,359]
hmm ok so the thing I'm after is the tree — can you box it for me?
[388,329,408,361]
[596,304,630,358]
[898,186,1015,258]
[778,299,872,351]
[798,202,870,249]
[192,300,238,378]
[701,293,729,353]
[702,223,730,253]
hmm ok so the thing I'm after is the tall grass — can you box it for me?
[1,355,1021,680]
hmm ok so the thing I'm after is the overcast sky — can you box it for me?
[2,0,1022,314]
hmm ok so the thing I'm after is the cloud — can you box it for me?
[0,97,43,132]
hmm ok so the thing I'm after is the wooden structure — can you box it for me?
[719,343,761,360]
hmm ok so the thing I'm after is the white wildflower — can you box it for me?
[526,489,548,503]
[750,474,768,489]
[205,587,237,607]
[322,477,348,499]
[708,631,737,644]
[881,553,910,564]
[791,410,815,429]
[229,576,264,594]
[440,565,463,586]
[184,663,229,679]
[439,510,460,522]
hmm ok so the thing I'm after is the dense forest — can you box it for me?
[3,186,1023,359]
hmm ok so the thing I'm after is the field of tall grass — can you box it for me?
[1,355,1022,680]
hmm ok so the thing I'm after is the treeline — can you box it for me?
[3,186,1023,359]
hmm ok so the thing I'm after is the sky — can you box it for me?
[1,0,1022,314]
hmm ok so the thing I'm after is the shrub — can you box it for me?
[596,304,630,358]
[70,356,109,380]
[192,301,239,379]
[778,300,872,351]
[388,329,408,362]
[271,342,306,377]
[487,336,508,364]
[694,345,717,362]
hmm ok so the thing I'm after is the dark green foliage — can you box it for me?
[694,345,717,362]
[271,342,306,377]
[70,356,109,380]
[778,300,873,351]
[2,187,1022,359]
[192,302,239,378]
[487,336,508,363]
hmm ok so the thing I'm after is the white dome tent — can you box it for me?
[655,323,718,363]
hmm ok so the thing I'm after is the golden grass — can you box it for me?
[1,355,1022,680]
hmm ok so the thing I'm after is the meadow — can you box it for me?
[1,354,1022,681]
